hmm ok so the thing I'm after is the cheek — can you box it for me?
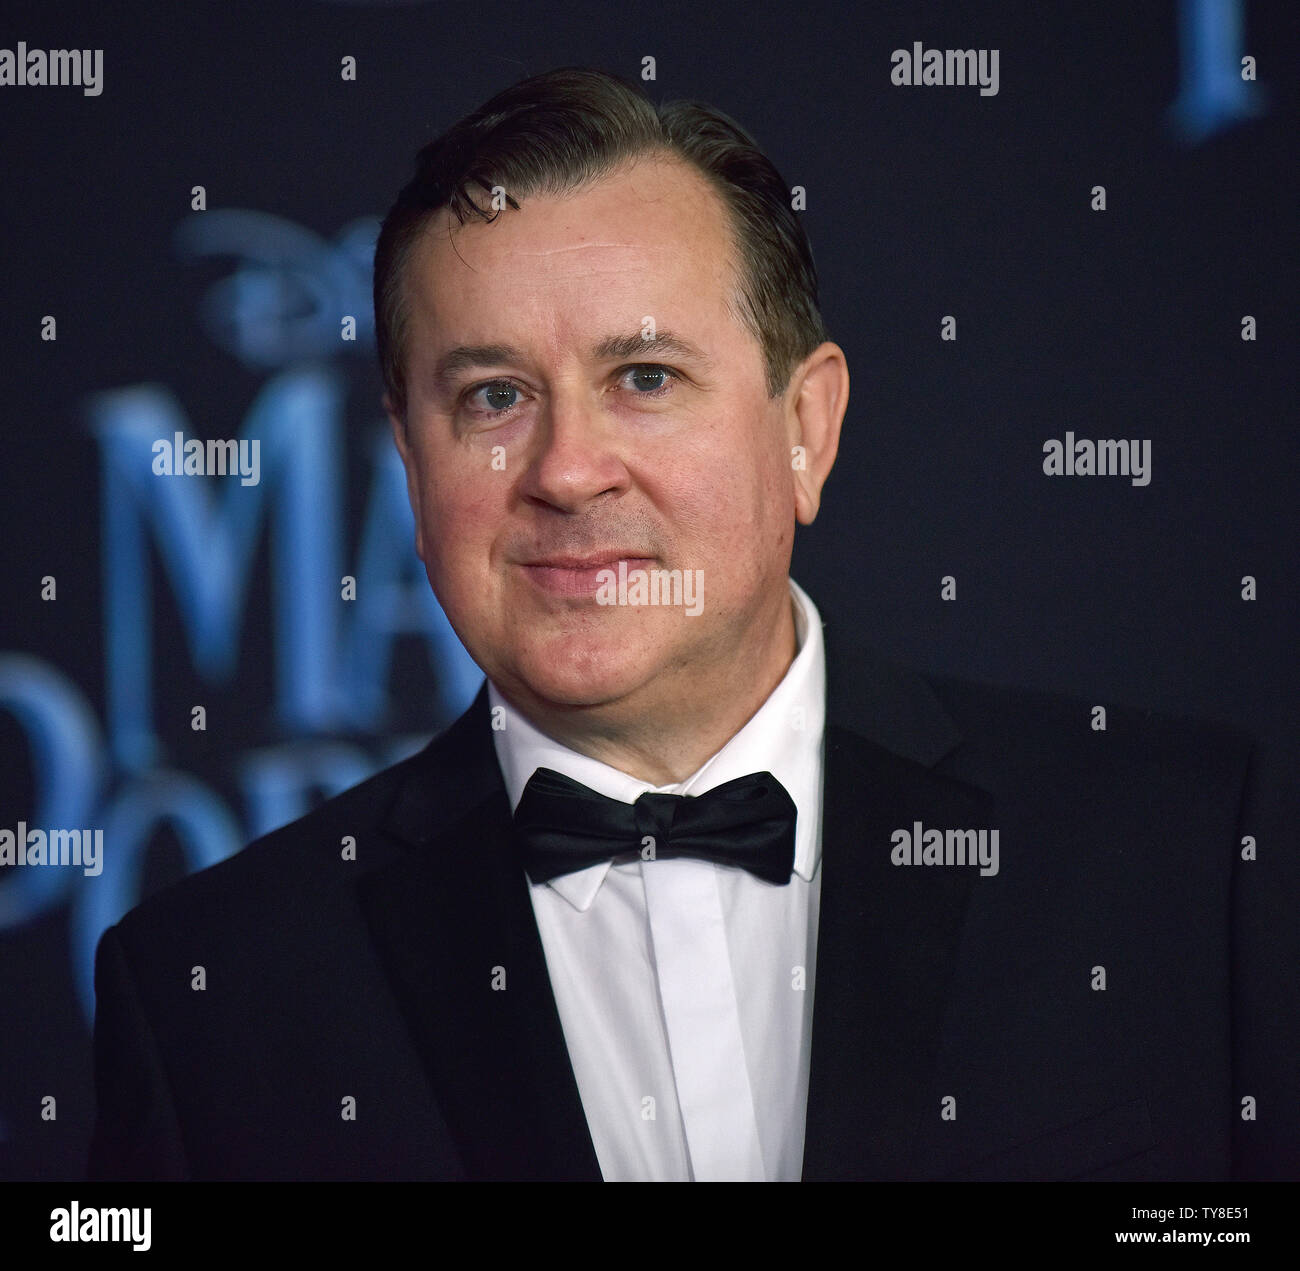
[419,465,502,582]
[652,445,786,569]
[690,422,789,529]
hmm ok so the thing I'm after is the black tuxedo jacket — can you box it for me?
[87,629,1262,1180]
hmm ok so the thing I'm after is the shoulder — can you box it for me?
[823,624,1253,802]
[918,669,1254,860]
[927,669,1252,784]
[109,685,497,950]
[107,743,428,956]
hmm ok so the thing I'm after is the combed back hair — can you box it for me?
[373,66,829,419]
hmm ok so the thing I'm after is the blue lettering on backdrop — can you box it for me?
[90,371,346,771]
[1,210,482,1021]
[173,211,379,370]
[0,657,105,926]
[1169,0,1266,143]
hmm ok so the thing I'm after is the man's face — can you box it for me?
[390,155,809,724]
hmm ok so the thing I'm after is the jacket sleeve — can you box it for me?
[85,923,191,1181]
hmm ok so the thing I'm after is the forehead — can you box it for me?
[403,155,741,347]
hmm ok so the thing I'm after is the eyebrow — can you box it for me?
[429,330,714,390]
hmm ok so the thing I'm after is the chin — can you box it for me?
[504,632,664,712]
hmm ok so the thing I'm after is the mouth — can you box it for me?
[518,553,657,598]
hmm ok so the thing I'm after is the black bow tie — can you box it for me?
[513,767,797,885]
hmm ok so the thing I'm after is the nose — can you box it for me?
[518,385,630,513]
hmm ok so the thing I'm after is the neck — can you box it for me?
[508,590,800,786]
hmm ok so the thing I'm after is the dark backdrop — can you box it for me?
[0,0,1295,1181]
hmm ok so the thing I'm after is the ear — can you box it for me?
[786,342,849,525]
[385,394,427,563]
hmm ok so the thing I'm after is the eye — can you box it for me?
[620,364,679,396]
[465,380,522,415]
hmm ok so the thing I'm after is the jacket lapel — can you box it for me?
[356,684,602,1180]
[802,628,994,1179]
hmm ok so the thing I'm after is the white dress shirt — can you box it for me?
[489,577,826,1180]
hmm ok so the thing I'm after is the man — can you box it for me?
[88,67,1265,1181]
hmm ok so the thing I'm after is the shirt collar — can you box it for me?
[489,578,826,910]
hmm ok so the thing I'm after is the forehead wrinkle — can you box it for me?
[508,241,643,256]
